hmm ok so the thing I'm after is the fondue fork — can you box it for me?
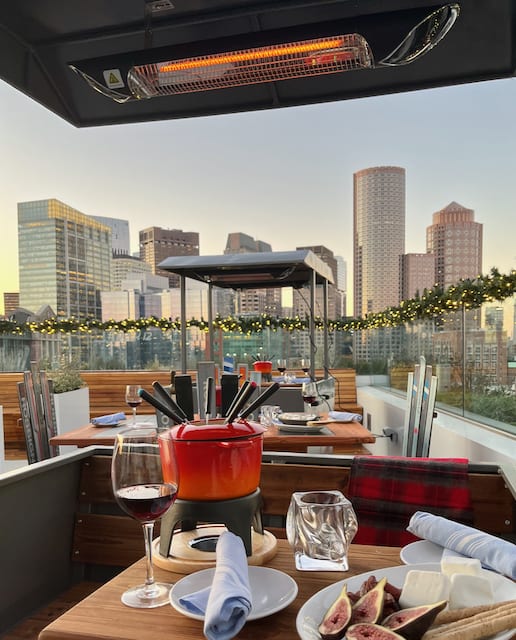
[225,381,257,424]
[223,380,252,419]
[238,382,281,420]
[152,380,188,422]
[138,388,185,425]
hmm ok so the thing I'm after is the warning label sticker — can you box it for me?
[103,69,125,89]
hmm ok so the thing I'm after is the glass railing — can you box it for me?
[0,296,514,432]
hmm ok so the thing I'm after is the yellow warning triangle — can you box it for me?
[108,72,119,85]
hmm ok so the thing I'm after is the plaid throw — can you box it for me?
[347,456,473,547]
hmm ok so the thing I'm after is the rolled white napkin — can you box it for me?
[91,411,126,425]
[179,531,252,640]
[407,511,516,579]
[329,410,363,423]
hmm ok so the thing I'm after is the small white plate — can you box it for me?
[296,563,516,640]
[170,566,298,621]
[276,423,325,434]
[400,540,445,565]
[278,413,318,425]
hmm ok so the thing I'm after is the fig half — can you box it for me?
[350,577,387,625]
[346,623,406,640]
[318,584,353,640]
[381,600,447,640]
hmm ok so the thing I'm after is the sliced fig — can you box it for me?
[350,577,386,625]
[345,623,406,640]
[318,584,353,640]
[381,600,447,640]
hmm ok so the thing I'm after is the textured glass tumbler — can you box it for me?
[286,490,358,571]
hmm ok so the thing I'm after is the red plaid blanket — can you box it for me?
[347,456,473,547]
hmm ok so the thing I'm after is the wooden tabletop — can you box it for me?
[49,418,375,454]
[39,540,402,640]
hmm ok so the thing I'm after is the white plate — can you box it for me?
[400,540,445,565]
[276,422,325,434]
[296,563,516,640]
[278,413,318,425]
[170,566,298,621]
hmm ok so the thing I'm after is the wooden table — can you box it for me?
[49,418,375,454]
[39,540,402,640]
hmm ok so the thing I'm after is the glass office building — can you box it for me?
[18,199,112,320]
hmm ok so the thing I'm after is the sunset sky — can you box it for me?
[1,75,515,320]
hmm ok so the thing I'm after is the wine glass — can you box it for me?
[111,426,179,608]
[125,384,142,426]
[300,358,311,377]
[277,358,287,381]
[302,381,317,407]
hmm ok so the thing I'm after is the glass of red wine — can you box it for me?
[300,358,311,377]
[302,381,317,407]
[277,358,287,382]
[111,426,179,608]
[125,384,142,426]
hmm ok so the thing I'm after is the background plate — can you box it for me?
[400,540,445,565]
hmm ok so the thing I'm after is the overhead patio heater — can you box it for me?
[69,4,459,104]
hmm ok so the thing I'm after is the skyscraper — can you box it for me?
[18,199,112,319]
[223,232,281,316]
[353,166,406,317]
[399,253,435,300]
[426,201,483,288]
[91,215,130,255]
[139,227,199,288]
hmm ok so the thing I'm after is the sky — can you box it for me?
[1,75,515,317]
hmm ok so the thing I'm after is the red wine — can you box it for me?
[303,395,316,405]
[116,483,177,521]
[301,368,310,374]
[277,367,286,374]
[126,400,142,408]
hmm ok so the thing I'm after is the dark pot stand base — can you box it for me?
[159,489,263,557]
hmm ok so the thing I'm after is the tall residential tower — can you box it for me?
[353,166,406,317]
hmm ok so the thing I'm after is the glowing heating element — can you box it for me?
[127,34,373,97]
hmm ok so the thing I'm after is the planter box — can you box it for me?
[53,387,90,453]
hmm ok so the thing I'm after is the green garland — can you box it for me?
[1,268,514,336]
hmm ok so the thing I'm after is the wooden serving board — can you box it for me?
[152,526,278,574]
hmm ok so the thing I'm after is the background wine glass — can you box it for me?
[111,426,179,608]
[300,358,311,376]
[302,381,317,407]
[277,358,287,381]
[125,384,142,426]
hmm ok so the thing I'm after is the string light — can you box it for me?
[0,268,514,336]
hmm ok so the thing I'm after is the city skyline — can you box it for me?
[1,76,515,317]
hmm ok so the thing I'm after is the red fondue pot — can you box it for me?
[163,419,265,501]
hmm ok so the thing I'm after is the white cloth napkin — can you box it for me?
[407,511,516,579]
[91,411,126,425]
[329,410,363,423]
[178,531,252,640]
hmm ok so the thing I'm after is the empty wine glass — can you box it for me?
[111,426,179,608]
[125,384,142,426]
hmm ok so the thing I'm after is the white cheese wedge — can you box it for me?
[448,573,494,610]
[399,570,450,609]
[441,555,482,576]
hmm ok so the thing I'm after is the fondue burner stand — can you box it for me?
[159,489,263,558]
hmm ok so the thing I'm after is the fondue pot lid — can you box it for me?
[171,420,265,441]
